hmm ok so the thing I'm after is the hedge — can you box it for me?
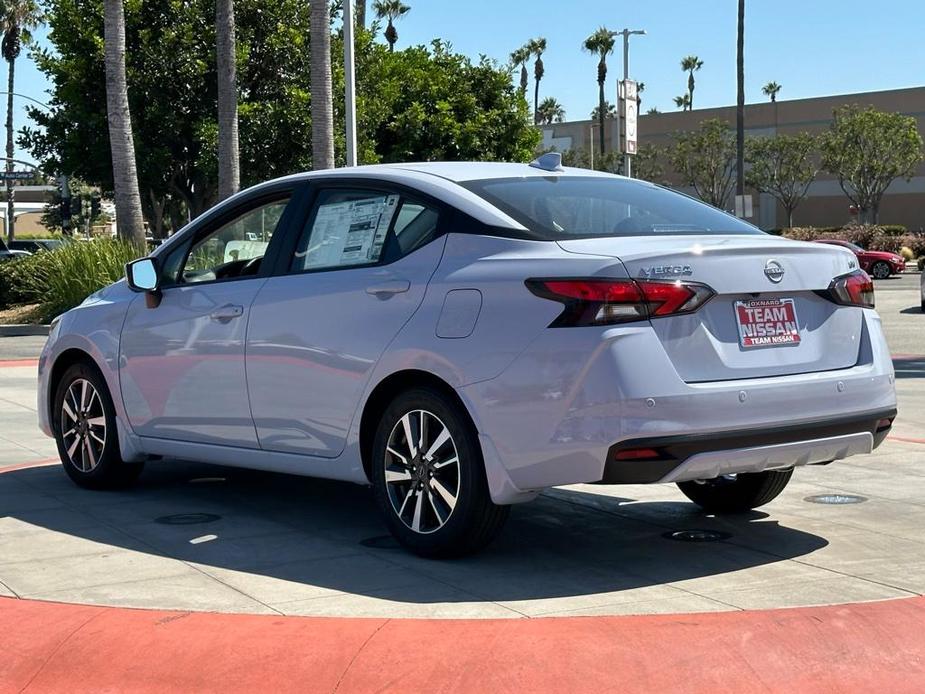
[781,224,925,258]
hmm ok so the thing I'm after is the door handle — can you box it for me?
[366,280,410,298]
[210,304,244,322]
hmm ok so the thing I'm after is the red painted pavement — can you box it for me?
[0,358,38,369]
[1,596,924,692]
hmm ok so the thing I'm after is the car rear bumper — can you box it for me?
[602,409,894,484]
[462,309,897,498]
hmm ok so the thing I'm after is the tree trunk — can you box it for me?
[597,60,606,157]
[735,0,745,200]
[356,0,366,27]
[216,0,240,200]
[5,57,14,242]
[104,0,146,247]
[688,73,694,110]
[533,76,540,125]
[310,0,334,170]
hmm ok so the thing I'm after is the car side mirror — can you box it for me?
[126,258,162,308]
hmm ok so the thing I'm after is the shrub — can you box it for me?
[879,225,907,236]
[0,239,142,322]
[900,246,915,261]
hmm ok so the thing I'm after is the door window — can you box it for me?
[179,198,290,284]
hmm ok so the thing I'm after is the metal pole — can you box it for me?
[344,0,358,167]
[623,32,631,178]
[589,125,594,169]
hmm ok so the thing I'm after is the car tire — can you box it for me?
[370,387,509,558]
[870,261,891,280]
[53,362,144,490]
[676,469,793,513]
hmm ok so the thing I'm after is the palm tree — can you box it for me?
[373,0,409,52]
[762,81,781,102]
[673,94,690,111]
[527,37,546,125]
[510,45,530,96]
[583,26,616,156]
[735,0,745,203]
[103,0,146,246]
[216,0,239,200]
[590,101,616,121]
[310,0,334,170]
[356,0,366,27]
[0,0,41,242]
[536,97,565,125]
[680,55,703,110]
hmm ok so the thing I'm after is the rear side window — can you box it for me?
[461,176,763,239]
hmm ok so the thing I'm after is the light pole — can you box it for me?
[343,0,358,167]
[614,29,645,177]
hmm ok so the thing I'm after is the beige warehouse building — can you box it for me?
[538,86,925,231]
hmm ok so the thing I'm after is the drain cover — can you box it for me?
[154,513,222,525]
[804,493,867,505]
[663,529,731,543]
[360,535,400,550]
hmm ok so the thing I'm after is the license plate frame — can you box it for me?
[734,298,801,349]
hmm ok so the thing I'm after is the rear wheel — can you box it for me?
[870,261,891,279]
[677,469,793,513]
[370,388,509,558]
[53,362,144,489]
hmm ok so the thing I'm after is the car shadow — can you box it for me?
[2,460,829,605]
[899,306,924,315]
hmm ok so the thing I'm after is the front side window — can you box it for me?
[461,176,764,239]
[180,198,289,283]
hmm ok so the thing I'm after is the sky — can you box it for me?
[8,0,925,162]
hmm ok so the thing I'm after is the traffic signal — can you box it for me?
[90,195,101,217]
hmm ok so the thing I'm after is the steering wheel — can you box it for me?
[240,256,262,276]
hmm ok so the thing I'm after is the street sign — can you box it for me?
[621,79,638,155]
[0,171,35,181]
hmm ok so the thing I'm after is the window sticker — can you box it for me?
[299,194,399,270]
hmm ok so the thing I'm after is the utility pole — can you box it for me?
[735,0,746,202]
[615,29,645,178]
[344,0,358,167]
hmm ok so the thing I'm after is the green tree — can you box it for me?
[373,0,409,52]
[745,133,817,226]
[527,36,546,125]
[680,55,702,110]
[582,26,615,156]
[670,118,736,209]
[673,94,690,111]
[536,97,564,125]
[632,143,666,184]
[510,44,530,96]
[820,105,924,223]
[103,0,145,246]
[0,0,42,242]
[762,81,781,102]
[310,0,334,170]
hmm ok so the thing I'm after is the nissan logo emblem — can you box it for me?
[764,260,785,283]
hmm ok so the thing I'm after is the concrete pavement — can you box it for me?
[0,271,921,620]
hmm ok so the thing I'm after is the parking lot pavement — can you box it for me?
[0,271,922,618]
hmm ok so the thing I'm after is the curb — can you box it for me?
[0,324,49,337]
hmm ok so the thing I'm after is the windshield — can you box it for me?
[461,176,763,240]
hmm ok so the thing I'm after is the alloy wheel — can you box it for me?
[871,262,890,279]
[384,409,460,534]
[60,378,107,472]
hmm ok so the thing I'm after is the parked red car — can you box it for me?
[814,240,905,279]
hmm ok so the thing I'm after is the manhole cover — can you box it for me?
[804,494,867,505]
[360,535,400,550]
[663,529,731,543]
[154,513,222,525]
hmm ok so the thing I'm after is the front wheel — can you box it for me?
[53,362,144,489]
[371,388,509,558]
[870,261,891,280]
[677,469,793,513]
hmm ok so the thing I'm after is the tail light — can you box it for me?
[525,278,715,327]
[818,270,875,309]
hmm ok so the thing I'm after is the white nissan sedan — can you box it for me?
[37,156,897,556]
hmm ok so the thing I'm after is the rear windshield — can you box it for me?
[461,176,763,239]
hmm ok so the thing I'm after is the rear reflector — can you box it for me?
[818,270,875,309]
[526,278,715,327]
[613,448,662,461]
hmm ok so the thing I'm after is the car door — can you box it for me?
[246,183,447,457]
[119,188,301,448]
